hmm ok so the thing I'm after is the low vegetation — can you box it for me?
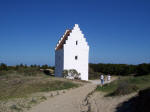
[0,74,78,101]
[89,63,150,79]
[62,69,81,80]
[116,87,150,112]
[96,75,150,96]
[0,63,80,112]
[0,64,78,101]
[131,87,150,112]
[0,63,54,76]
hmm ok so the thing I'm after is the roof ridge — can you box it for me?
[55,29,72,50]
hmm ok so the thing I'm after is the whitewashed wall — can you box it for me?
[55,24,89,81]
[63,24,89,80]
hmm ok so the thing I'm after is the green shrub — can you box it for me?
[62,70,69,78]
[132,87,150,112]
[41,80,78,92]
[111,81,138,96]
[89,63,137,76]
[40,96,47,100]
[62,69,81,79]
[0,70,14,76]
[96,75,150,96]
[0,63,8,71]
[136,63,150,76]
[0,71,7,76]
[116,87,150,112]
[10,104,22,111]
[30,98,37,104]
[0,75,79,100]
[17,67,42,76]
[89,72,101,80]
[96,81,118,93]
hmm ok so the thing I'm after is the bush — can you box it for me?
[62,69,81,80]
[132,87,150,112]
[89,63,137,76]
[89,63,150,77]
[89,72,100,80]
[89,67,102,79]
[17,67,42,76]
[112,81,138,96]
[0,75,79,100]
[96,75,150,96]
[116,87,150,112]
[0,63,8,71]
[136,63,150,76]
[0,71,7,76]
[62,70,69,78]
[0,70,14,76]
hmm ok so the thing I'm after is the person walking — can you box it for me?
[107,74,111,83]
[100,74,104,85]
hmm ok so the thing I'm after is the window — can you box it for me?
[76,41,78,45]
[75,56,78,60]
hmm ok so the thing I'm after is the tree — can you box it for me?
[41,64,49,69]
[137,63,150,76]
[62,69,69,78]
[0,63,8,70]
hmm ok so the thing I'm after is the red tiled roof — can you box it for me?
[55,30,72,51]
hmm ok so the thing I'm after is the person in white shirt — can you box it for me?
[107,74,111,83]
[100,74,104,85]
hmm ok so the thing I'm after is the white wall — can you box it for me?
[63,24,89,80]
[55,24,89,81]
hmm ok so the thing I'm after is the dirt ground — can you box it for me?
[89,92,136,112]
[28,77,136,112]
[28,83,96,112]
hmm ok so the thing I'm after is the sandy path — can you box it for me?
[88,77,136,112]
[29,83,97,112]
[89,92,136,112]
[29,77,121,112]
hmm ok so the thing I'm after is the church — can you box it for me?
[55,24,89,80]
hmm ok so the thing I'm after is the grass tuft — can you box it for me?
[40,96,47,100]
[0,74,79,101]
[30,98,37,104]
[96,75,150,96]
[10,104,22,112]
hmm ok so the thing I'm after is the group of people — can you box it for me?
[100,74,111,85]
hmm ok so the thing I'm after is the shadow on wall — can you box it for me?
[115,87,150,112]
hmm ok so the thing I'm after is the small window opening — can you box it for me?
[75,56,78,60]
[76,41,78,45]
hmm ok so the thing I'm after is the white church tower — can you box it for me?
[55,24,89,81]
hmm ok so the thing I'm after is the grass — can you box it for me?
[40,80,78,92]
[10,104,22,112]
[0,73,79,101]
[96,75,150,95]
[116,87,150,112]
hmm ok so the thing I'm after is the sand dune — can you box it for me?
[29,78,135,112]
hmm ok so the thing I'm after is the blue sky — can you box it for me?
[0,0,150,65]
